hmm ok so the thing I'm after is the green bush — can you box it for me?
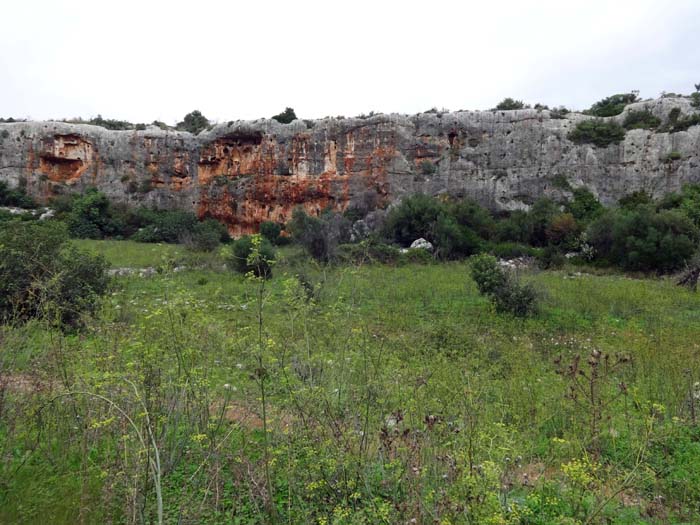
[419,160,436,175]
[176,110,209,134]
[587,207,699,272]
[131,209,199,243]
[546,213,581,249]
[618,190,653,211]
[0,181,36,208]
[566,188,603,224]
[657,184,700,227]
[668,113,700,132]
[259,221,283,245]
[470,254,538,316]
[65,189,114,239]
[586,93,639,117]
[537,245,566,269]
[492,280,538,317]
[494,98,528,110]
[384,194,445,246]
[227,235,275,278]
[691,91,700,108]
[0,221,109,326]
[384,195,487,259]
[470,254,507,296]
[432,214,483,259]
[623,110,661,130]
[495,210,531,244]
[568,119,626,147]
[448,199,495,240]
[272,107,297,124]
[288,208,350,263]
[527,198,561,247]
[337,240,401,265]
[664,151,682,162]
[489,242,538,259]
[181,219,229,252]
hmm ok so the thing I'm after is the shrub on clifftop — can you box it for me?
[568,119,626,147]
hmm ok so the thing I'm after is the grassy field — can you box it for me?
[2,240,700,524]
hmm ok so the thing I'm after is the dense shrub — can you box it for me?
[495,210,531,244]
[586,93,639,117]
[488,242,539,259]
[691,91,700,108]
[623,110,661,130]
[0,181,36,208]
[470,254,507,295]
[658,184,700,227]
[546,213,581,249]
[180,219,229,251]
[432,214,483,259]
[618,190,653,211]
[259,221,283,245]
[0,221,109,326]
[568,119,626,147]
[668,113,700,132]
[448,199,496,240]
[566,188,603,224]
[272,107,297,124]
[587,207,699,272]
[131,209,199,243]
[383,194,444,246]
[526,198,560,247]
[384,195,486,259]
[65,189,117,239]
[491,280,538,317]
[537,245,566,269]
[288,208,350,262]
[227,235,275,278]
[470,254,538,316]
[176,110,209,134]
[494,98,528,110]
[419,160,437,175]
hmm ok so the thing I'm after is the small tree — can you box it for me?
[568,119,626,147]
[586,92,639,117]
[176,110,210,134]
[0,221,109,326]
[227,235,275,278]
[272,107,297,124]
[469,254,538,317]
[494,98,528,110]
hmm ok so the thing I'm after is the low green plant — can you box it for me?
[226,234,275,277]
[419,160,436,175]
[0,221,108,326]
[470,254,538,316]
[623,110,661,130]
[494,98,528,110]
[568,119,626,147]
[271,107,297,124]
[586,92,639,117]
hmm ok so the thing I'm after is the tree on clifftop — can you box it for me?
[177,110,210,134]
[272,107,297,124]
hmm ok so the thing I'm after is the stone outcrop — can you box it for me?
[1,96,699,236]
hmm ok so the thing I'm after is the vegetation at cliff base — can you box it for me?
[3,178,700,523]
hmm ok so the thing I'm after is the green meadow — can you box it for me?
[2,240,700,524]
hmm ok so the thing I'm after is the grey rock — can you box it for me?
[1,96,699,236]
[410,238,433,251]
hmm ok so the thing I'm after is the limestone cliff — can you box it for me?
[1,97,699,236]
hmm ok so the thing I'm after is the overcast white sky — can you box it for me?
[1,0,699,124]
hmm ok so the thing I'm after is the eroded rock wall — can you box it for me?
[1,97,699,236]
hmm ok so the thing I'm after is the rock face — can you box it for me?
[1,97,699,236]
